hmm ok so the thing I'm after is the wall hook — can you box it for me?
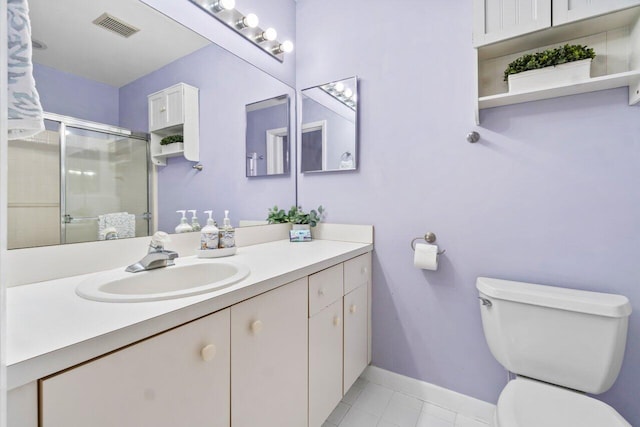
[466,131,480,143]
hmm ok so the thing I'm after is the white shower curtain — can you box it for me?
[7,0,44,140]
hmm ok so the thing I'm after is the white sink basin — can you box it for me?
[76,261,250,302]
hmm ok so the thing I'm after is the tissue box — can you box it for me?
[289,229,312,242]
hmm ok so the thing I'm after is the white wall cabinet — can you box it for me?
[231,278,308,427]
[553,0,640,25]
[40,308,231,427]
[473,0,552,47]
[148,82,199,166]
[474,1,640,122]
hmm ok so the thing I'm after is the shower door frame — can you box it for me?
[44,112,151,244]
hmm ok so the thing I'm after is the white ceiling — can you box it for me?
[29,0,210,87]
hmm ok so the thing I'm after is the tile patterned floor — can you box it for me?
[323,378,490,427]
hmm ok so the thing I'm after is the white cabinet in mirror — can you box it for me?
[301,76,358,173]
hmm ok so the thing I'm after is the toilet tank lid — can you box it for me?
[476,277,632,318]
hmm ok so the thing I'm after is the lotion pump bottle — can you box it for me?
[189,210,201,232]
[175,210,193,233]
[219,210,236,248]
[201,210,219,249]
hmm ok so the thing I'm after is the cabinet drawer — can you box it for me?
[344,253,371,294]
[309,264,344,317]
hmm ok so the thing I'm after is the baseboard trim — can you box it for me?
[362,366,495,424]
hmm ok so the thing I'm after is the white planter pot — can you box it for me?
[161,142,184,155]
[292,224,311,231]
[508,59,592,93]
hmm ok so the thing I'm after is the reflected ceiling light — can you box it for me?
[343,88,354,98]
[256,27,277,42]
[210,0,235,12]
[273,40,294,54]
[351,94,358,102]
[334,82,345,93]
[189,0,292,62]
[237,13,259,29]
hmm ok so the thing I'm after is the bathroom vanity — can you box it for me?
[7,225,373,427]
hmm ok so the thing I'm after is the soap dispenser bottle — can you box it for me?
[219,210,236,248]
[189,210,201,232]
[175,210,193,233]
[201,210,219,250]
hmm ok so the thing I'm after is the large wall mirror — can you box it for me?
[300,76,358,173]
[245,95,290,177]
[9,0,296,249]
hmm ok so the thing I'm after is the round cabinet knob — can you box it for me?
[251,320,263,334]
[333,316,341,327]
[350,304,357,314]
[318,288,325,297]
[361,266,368,274]
[201,344,217,361]
[160,107,166,112]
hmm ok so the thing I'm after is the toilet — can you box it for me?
[476,277,632,427]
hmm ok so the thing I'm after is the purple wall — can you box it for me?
[33,63,119,126]
[119,43,296,231]
[296,0,640,423]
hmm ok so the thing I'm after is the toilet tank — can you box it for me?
[476,277,632,394]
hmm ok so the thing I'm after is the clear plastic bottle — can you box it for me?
[174,210,193,233]
[189,210,201,232]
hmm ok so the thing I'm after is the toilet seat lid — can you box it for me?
[496,378,630,427]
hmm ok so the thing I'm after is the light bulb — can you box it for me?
[261,27,278,41]
[343,88,353,98]
[211,0,235,12]
[334,82,345,93]
[244,13,259,28]
[273,40,294,54]
[351,94,358,102]
[281,40,294,53]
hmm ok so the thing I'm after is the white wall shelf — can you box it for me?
[474,3,640,123]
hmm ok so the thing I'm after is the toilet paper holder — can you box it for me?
[410,232,446,255]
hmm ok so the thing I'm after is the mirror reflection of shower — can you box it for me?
[7,113,151,249]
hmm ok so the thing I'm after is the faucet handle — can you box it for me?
[150,231,171,250]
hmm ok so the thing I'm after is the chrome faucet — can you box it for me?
[125,232,179,273]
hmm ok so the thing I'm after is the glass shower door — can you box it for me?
[62,126,149,244]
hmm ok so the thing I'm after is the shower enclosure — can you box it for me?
[7,113,151,249]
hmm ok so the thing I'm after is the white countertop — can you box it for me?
[7,239,372,389]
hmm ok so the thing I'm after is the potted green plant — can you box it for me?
[504,44,595,93]
[160,134,184,154]
[267,205,325,230]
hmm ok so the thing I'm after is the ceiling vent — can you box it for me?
[92,13,140,38]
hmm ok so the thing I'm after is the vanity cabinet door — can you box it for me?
[40,308,231,427]
[231,278,308,427]
[343,284,369,393]
[552,0,640,25]
[473,0,551,47]
[309,298,343,427]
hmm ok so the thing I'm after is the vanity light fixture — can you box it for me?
[189,0,293,62]
[320,80,357,111]
[236,13,259,29]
